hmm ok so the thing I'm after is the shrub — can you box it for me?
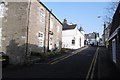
[31,52,48,60]
[46,52,55,57]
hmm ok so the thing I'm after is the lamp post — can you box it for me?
[103,22,106,47]
[97,16,103,46]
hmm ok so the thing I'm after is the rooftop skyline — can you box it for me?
[42,2,113,38]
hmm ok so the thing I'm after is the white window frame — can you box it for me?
[56,38,59,49]
[38,32,44,47]
[57,26,59,33]
[50,18,53,30]
[0,28,2,47]
[39,9,45,23]
[0,2,5,18]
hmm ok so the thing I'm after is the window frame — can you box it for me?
[72,39,75,45]
[39,9,45,23]
[38,32,44,47]
[0,2,5,18]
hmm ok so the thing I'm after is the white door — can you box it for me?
[0,28,2,51]
[112,39,116,63]
[49,37,52,50]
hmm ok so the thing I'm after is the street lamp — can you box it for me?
[97,16,102,46]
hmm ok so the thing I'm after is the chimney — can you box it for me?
[104,22,106,29]
[63,18,67,24]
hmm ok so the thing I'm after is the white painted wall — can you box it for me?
[62,27,85,49]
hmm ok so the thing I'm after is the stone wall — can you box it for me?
[1,0,62,65]
[2,2,28,64]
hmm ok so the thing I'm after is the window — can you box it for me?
[38,32,44,47]
[72,39,75,45]
[57,26,59,32]
[38,39,43,47]
[0,2,5,17]
[50,18,53,29]
[38,33,43,37]
[39,9,45,23]
[56,38,59,49]
[0,28,2,47]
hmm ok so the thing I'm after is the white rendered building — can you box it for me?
[62,19,85,49]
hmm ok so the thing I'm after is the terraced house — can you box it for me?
[0,0,62,65]
[109,3,120,70]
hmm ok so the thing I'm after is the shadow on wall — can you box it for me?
[6,39,62,65]
[6,39,44,65]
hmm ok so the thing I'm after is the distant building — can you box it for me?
[85,32,100,46]
[62,19,85,49]
[0,0,62,64]
[102,23,111,48]
[108,3,120,70]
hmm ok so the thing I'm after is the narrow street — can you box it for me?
[1,1,120,80]
[2,46,120,79]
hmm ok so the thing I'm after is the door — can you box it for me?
[80,38,81,47]
[112,39,116,63]
[49,37,52,50]
[0,28,2,51]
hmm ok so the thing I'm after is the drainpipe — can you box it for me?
[47,9,52,52]
[26,0,31,57]
[44,10,47,53]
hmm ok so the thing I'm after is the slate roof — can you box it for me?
[63,23,77,30]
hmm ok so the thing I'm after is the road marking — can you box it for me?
[90,47,99,79]
[86,47,99,80]
[50,46,88,64]
[35,63,49,64]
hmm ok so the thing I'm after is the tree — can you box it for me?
[104,2,119,24]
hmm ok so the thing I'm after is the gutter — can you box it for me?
[108,26,120,41]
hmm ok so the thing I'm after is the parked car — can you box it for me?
[0,52,9,67]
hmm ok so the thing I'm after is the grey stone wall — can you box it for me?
[1,1,62,65]
[2,2,28,65]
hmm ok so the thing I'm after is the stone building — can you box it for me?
[85,32,99,46]
[0,0,62,65]
[102,23,111,48]
[108,3,120,70]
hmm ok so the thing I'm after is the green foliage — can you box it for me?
[61,48,72,53]
[47,51,55,57]
[31,52,47,60]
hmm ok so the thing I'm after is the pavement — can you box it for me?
[93,47,120,80]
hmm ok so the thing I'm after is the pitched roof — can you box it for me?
[63,23,77,30]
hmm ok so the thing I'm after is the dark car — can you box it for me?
[0,52,9,67]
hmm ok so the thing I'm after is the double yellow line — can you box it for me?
[86,47,99,80]
[49,46,88,65]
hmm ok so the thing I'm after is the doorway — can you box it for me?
[112,39,116,63]
[0,28,2,51]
